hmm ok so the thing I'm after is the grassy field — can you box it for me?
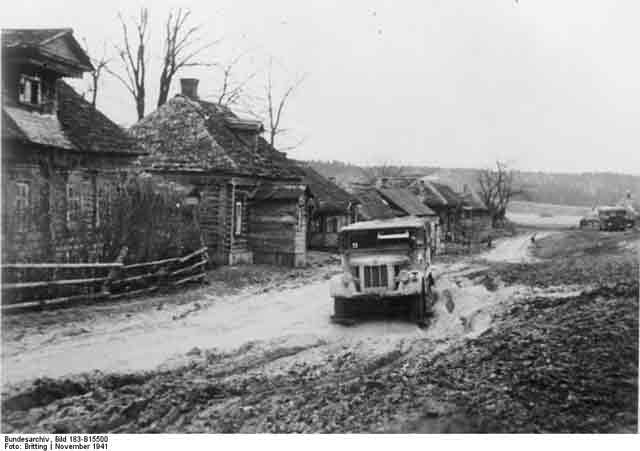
[509,201,592,217]
[507,201,593,228]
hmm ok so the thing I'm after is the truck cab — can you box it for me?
[329,216,435,326]
[598,206,628,231]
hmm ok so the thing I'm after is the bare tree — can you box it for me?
[157,8,217,107]
[213,53,257,107]
[476,161,524,227]
[108,8,149,120]
[264,59,306,148]
[82,39,111,109]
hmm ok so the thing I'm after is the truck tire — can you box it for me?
[410,282,427,325]
[334,297,348,317]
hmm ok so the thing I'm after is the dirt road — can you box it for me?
[2,230,637,433]
[2,235,536,386]
[483,231,551,263]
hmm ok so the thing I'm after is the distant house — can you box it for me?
[1,28,144,262]
[376,187,441,251]
[376,187,436,218]
[352,188,396,221]
[458,186,492,243]
[297,164,359,250]
[130,79,312,267]
[352,186,441,253]
[411,178,463,242]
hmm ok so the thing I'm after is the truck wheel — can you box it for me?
[409,295,419,322]
[418,281,428,326]
[409,283,427,325]
[334,297,348,317]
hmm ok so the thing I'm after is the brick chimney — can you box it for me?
[180,78,199,100]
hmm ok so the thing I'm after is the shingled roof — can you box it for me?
[415,179,462,208]
[353,188,397,221]
[2,28,71,46]
[377,187,437,217]
[297,164,359,214]
[432,182,461,205]
[460,190,488,211]
[2,80,142,155]
[131,95,302,180]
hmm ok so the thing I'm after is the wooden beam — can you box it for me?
[2,262,122,269]
[3,277,108,290]
[109,286,158,300]
[122,256,180,270]
[178,247,208,263]
[2,292,109,311]
[170,260,206,277]
[172,273,205,286]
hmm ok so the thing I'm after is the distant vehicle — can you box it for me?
[579,211,600,229]
[329,217,436,327]
[597,206,628,231]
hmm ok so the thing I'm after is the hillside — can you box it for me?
[306,160,640,208]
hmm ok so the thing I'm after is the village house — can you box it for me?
[351,185,441,253]
[410,178,463,242]
[351,188,396,222]
[1,28,144,262]
[458,185,492,243]
[376,187,438,219]
[130,79,313,267]
[296,165,359,250]
[376,186,441,252]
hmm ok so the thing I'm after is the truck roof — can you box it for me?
[340,216,427,232]
[598,206,627,212]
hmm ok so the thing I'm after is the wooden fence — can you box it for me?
[1,247,209,312]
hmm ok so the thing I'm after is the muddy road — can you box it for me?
[2,235,536,385]
[2,230,637,433]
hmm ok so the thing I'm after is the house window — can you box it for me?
[15,181,30,231]
[66,182,82,228]
[18,75,42,105]
[234,200,243,236]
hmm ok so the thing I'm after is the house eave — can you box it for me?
[3,46,92,77]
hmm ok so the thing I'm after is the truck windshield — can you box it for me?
[341,227,425,251]
[600,210,625,218]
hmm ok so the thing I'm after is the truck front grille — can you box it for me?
[363,265,388,288]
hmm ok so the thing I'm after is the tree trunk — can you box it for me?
[136,94,145,120]
[157,71,170,107]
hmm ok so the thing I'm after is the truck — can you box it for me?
[329,216,436,327]
[597,206,628,231]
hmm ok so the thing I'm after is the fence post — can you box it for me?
[101,246,128,295]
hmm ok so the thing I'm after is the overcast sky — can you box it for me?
[3,1,639,174]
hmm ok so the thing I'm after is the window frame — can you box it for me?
[18,74,42,106]
[66,182,82,229]
[14,181,30,232]
[326,216,338,233]
[234,199,243,236]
